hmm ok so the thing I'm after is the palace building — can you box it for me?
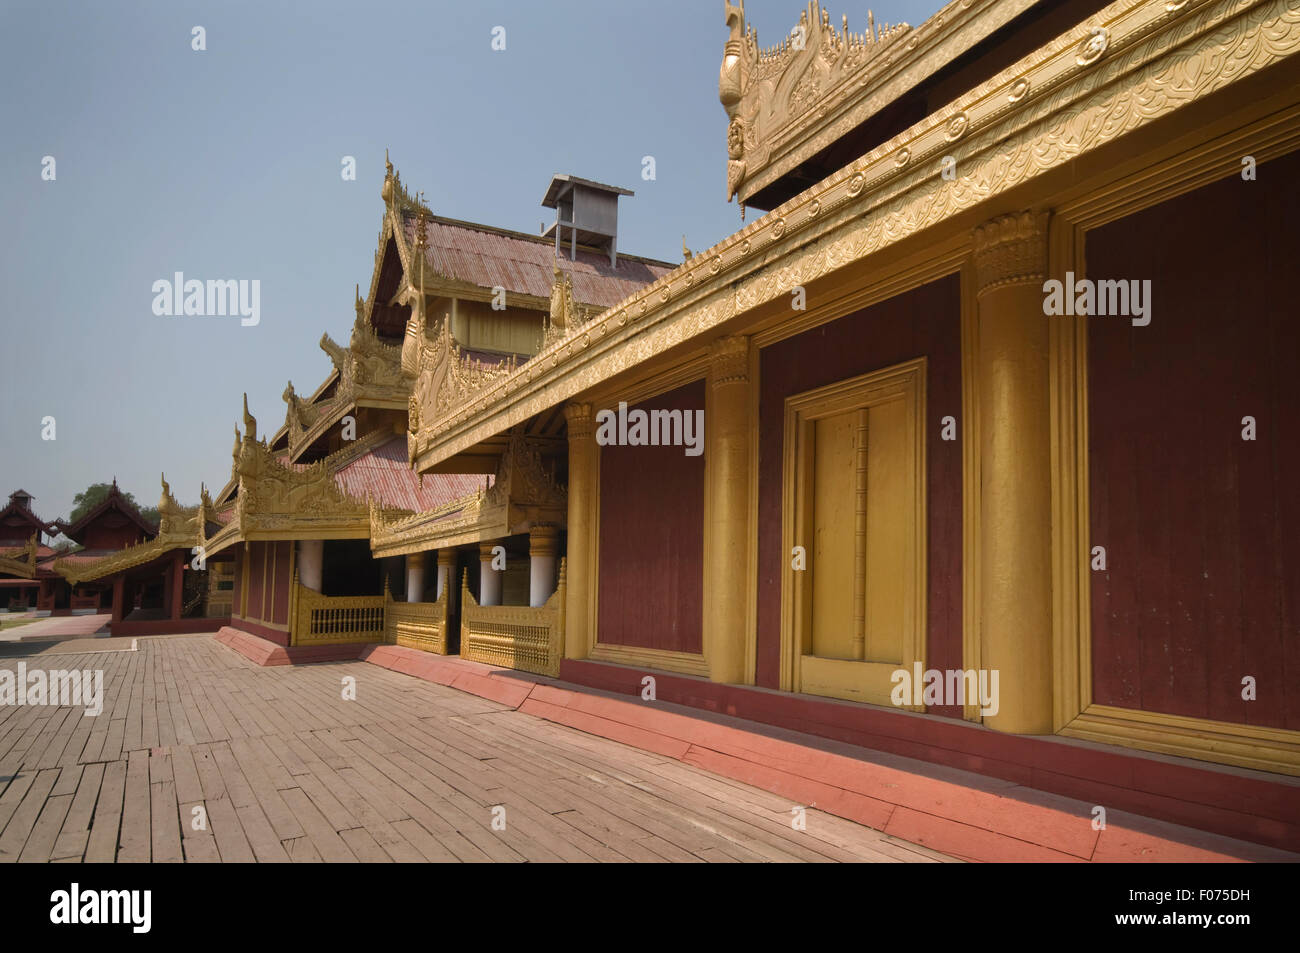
[0,490,61,612]
[53,0,1300,853]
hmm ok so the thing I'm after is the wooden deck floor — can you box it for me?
[0,636,956,863]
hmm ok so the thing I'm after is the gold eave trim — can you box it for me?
[370,508,509,559]
[409,0,1300,473]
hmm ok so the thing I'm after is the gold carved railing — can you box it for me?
[384,587,449,654]
[460,558,565,677]
[289,572,386,646]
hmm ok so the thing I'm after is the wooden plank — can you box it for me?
[84,759,127,862]
[51,762,104,861]
[0,768,60,862]
[117,748,151,862]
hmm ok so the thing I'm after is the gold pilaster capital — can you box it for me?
[972,211,1050,296]
[529,523,560,558]
[564,401,595,442]
[478,541,499,561]
[436,548,457,569]
[708,334,750,389]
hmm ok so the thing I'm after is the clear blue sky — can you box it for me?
[0,0,946,526]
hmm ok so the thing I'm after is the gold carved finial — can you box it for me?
[382,148,395,205]
[242,393,257,442]
[682,235,694,261]
[415,199,429,249]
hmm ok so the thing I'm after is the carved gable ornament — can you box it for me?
[403,308,518,459]
[720,1,909,205]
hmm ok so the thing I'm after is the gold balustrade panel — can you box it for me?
[290,579,386,646]
[460,559,566,677]
[385,588,449,654]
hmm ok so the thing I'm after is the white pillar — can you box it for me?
[298,539,323,592]
[479,542,502,607]
[528,525,559,608]
[405,552,426,603]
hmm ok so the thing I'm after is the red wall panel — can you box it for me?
[1087,150,1300,730]
[597,380,706,654]
[247,542,265,623]
[230,548,243,619]
[270,542,291,625]
[756,275,964,715]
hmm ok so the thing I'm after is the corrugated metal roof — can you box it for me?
[334,437,489,512]
[403,213,674,309]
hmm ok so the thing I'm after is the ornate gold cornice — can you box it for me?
[972,211,1050,295]
[407,0,1299,474]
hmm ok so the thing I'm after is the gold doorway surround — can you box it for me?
[780,357,927,706]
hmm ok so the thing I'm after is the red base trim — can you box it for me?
[214,626,371,666]
[358,646,1298,863]
[558,658,1300,855]
[229,616,290,646]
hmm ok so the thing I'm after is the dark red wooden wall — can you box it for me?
[597,380,706,654]
[756,276,964,713]
[1087,150,1300,730]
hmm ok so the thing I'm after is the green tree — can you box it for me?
[68,483,160,527]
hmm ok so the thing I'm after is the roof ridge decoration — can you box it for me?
[55,474,202,585]
[204,400,413,555]
[0,533,39,579]
[543,259,584,350]
[276,307,405,458]
[720,1,910,205]
[381,148,431,217]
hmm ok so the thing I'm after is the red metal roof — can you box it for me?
[403,213,673,309]
[333,437,489,512]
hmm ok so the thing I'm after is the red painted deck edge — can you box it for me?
[557,658,1300,852]
[351,643,1299,863]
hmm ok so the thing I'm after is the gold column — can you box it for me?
[563,402,596,659]
[972,211,1053,734]
[704,335,752,684]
